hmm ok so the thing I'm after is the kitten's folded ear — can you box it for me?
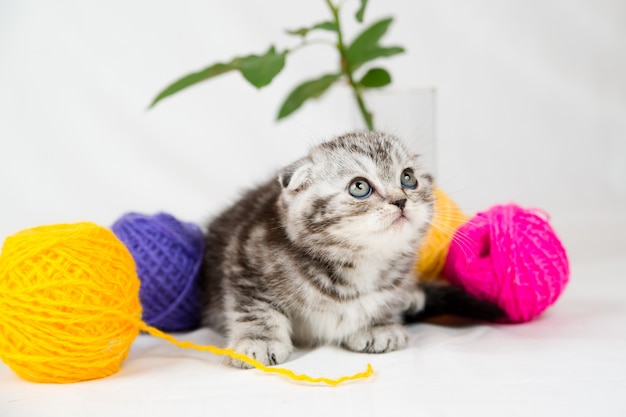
[278,157,313,192]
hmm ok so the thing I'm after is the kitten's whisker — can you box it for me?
[428,222,478,264]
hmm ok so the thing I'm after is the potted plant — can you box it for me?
[149,0,405,131]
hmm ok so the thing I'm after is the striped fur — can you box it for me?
[200,131,435,367]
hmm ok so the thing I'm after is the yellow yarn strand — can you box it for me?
[415,187,468,280]
[0,222,373,386]
[139,322,374,386]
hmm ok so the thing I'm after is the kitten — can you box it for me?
[200,131,501,368]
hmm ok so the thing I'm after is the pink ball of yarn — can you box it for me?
[443,204,569,323]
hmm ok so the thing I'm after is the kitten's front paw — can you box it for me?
[227,338,292,369]
[343,324,409,354]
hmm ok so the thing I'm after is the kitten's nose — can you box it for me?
[391,198,407,210]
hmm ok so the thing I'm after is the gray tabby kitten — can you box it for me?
[200,130,499,368]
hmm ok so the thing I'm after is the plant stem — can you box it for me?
[325,0,374,130]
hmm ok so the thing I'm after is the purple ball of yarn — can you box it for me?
[111,212,204,332]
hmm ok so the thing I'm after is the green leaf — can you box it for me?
[313,21,338,32]
[149,60,240,108]
[350,17,393,49]
[286,27,309,37]
[239,46,286,89]
[356,0,369,23]
[277,73,341,120]
[286,21,338,37]
[346,17,405,69]
[358,67,391,88]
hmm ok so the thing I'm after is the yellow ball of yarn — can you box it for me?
[0,222,142,383]
[415,188,468,280]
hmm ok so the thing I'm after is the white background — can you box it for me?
[1,1,626,416]
[1,0,625,260]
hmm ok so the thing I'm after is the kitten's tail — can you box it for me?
[404,282,506,323]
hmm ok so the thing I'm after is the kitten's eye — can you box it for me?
[401,169,418,189]
[348,178,372,199]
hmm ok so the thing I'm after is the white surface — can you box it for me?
[1,257,625,416]
[1,1,626,416]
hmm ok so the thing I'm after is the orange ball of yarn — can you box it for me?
[0,222,142,383]
[415,188,468,280]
